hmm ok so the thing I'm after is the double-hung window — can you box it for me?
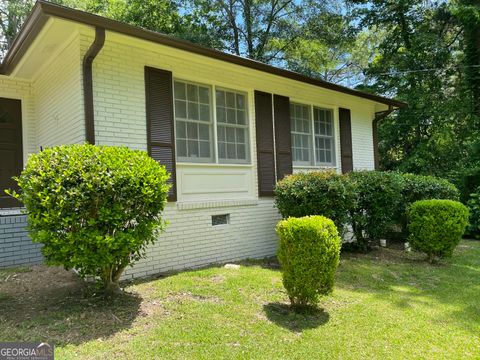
[174,81,213,162]
[216,89,249,163]
[314,107,335,165]
[290,103,312,166]
[290,103,335,167]
[174,80,250,164]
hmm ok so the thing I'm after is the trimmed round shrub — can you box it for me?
[395,174,460,236]
[348,171,404,247]
[407,200,469,263]
[10,144,170,293]
[274,170,357,235]
[466,188,480,239]
[276,215,341,307]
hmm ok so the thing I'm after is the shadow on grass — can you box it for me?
[335,240,480,335]
[0,266,142,346]
[263,302,329,332]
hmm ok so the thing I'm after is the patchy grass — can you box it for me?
[1,240,479,359]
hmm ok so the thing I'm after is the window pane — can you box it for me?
[226,127,235,142]
[227,108,236,124]
[216,89,249,163]
[217,125,225,141]
[199,86,210,104]
[188,102,199,120]
[218,142,226,159]
[199,141,210,157]
[187,122,198,139]
[217,107,226,123]
[290,103,312,164]
[237,110,245,125]
[174,82,186,100]
[226,92,235,107]
[199,104,210,121]
[187,84,198,101]
[216,90,225,107]
[227,143,236,158]
[199,124,210,140]
[177,139,187,157]
[237,144,246,159]
[175,100,187,119]
[236,94,245,108]
[188,140,199,157]
[236,128,245,143]
[175,80,213,162]
[176,121,186,139]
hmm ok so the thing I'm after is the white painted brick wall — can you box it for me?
[0,76,36,161]
[33,34,86,147]
[123,198,281,278]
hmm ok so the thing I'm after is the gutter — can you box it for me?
[372,106,398,170]
[82,27,105,144]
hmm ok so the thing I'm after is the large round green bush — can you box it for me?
[276,215,341,307]
[11,144,170,292]
[407,200,469,263]
[348,171,404,248]
[395,174,460,236]
[274,170,357,235]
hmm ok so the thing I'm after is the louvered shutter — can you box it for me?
[254,91,275,196]
[273,94,292,180]
[339,107,353,173]
[145,66,177,201]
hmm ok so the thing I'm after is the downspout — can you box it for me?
[373,105,395,170]
[83,27,105,145]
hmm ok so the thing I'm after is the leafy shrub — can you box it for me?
[466,188,480,239]
[395,174,460,236]
[276,216,341,307]
[10,144,170,293]
[274,170,357,234]
[348,171,404,248]
[407,200,469,263]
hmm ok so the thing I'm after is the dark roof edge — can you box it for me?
[1,0,407,108]
[0,3,49,75]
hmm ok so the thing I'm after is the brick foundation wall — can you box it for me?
[0,214,43,268]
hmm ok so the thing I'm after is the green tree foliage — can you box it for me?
[348,0,479,190]
[9,145,170,293]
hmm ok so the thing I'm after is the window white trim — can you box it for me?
[173,78,251,165]
[290,103,336,168]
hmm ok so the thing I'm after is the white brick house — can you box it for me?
[0,1,405,277]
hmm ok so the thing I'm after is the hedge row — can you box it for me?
[274,170,460,249]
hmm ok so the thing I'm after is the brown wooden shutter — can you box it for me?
[254,91,275,196]
[145,66,177,201]
[273,94,292,180]
[339,107,353,173]
[0,97,23,208]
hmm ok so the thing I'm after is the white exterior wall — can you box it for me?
[0,76,36,163]
[33,33,86,147]
[123,199,280,278]
[90,31,381,278]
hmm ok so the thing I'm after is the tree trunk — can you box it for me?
[102,264,126,295]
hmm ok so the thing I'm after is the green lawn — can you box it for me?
[1,240,479,359]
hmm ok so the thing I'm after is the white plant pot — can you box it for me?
[380,239,387,247]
